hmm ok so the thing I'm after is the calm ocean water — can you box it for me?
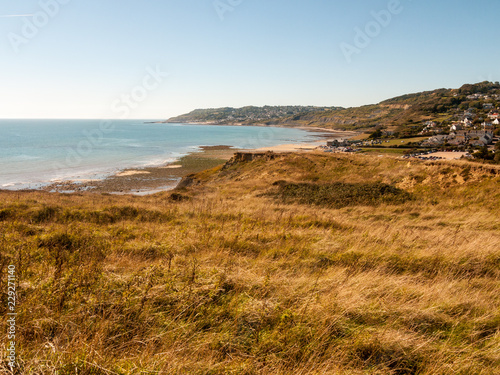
[0,119,323,189]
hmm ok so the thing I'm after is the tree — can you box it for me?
[495,151,500,164]
[368,129,383,139]
[473,146,494,160]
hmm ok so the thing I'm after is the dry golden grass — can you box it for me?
[0,153,499,374]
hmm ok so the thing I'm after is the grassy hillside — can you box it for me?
[166,82,500,135]
[1,153,500,374]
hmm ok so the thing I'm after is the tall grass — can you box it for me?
[0,153,499,374]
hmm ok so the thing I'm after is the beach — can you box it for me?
[253,140,325,152]
[41,145,239,195]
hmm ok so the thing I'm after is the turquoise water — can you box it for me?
[0,119,324,189]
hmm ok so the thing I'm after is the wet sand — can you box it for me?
[42,145,238,195]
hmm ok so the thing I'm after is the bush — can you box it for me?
[32,205,60,223]
[267,181,413,208]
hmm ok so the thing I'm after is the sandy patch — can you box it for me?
[161,165,182,169]
[428,152,468,160]
[253,141,324,152]
[115,170,151,177]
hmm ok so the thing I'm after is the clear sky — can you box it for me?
[0,0,499,119]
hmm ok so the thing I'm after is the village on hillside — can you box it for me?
[421,99,498,148]
[323,92,499,159]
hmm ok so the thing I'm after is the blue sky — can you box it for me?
[0,0,499,119]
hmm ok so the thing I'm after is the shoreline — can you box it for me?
[39,145,239,195]
[6,127,356,195]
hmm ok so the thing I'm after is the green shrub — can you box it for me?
[32,205,60,223]
[267,181,413,208]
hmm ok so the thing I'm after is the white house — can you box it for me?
[462,118,473,127]
[488,111,499,120]
[424,121,437,128]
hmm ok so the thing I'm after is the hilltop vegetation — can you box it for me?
[1,153,499,374]
[166,82,500,135]
[166,106,339,125]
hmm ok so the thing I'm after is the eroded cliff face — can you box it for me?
[176,152,286,189]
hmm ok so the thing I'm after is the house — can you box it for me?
[327,139,350,148]
[422,135,449,146]
[480,133,493,145]
[451,123,463,132]
[449,131,467,146]
[483,122,494,132]
[488,111,499,120]
[424,121,437,128]
[493,118,500,126]
[470,137,492,147]
[420,121,439,135]
[467,94,482,100]
[447,130,493,147]
[462,118,473,127]
[467,130,493,146]
[483,103,494,110]
[467,130,492,138]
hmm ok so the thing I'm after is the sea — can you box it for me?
[0,119,327,190]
